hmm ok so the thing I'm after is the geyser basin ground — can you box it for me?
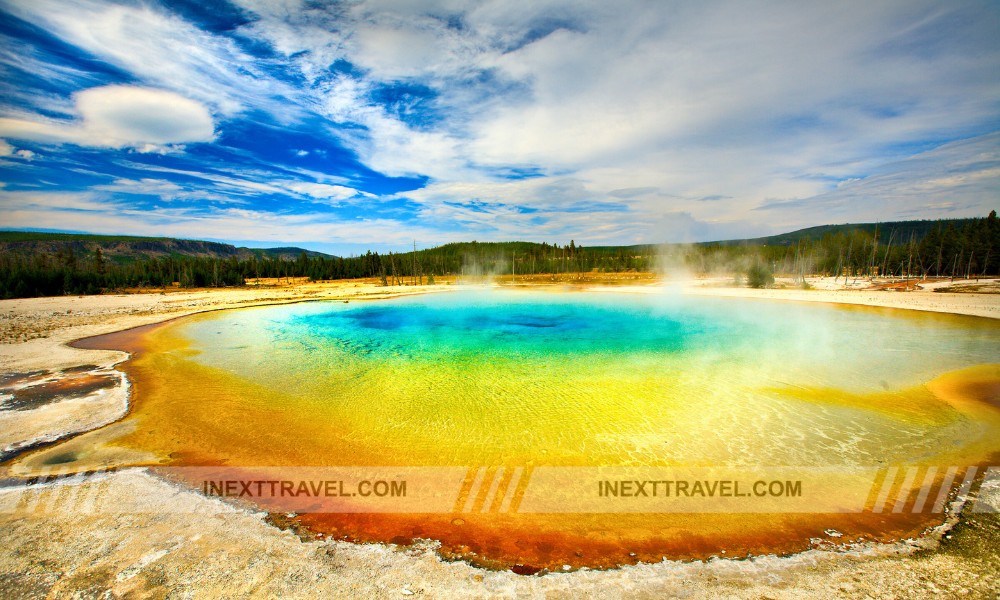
[22,289,1000,571]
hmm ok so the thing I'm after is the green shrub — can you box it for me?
[746,264,774,288]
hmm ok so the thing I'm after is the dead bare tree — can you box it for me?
[880,230,895,281]
[412,240,418,286]
[868,224,879,280]
[906,232,914,281]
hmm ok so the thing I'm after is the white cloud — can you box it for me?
[0,85,215,150]
[75,86,214,146]
[316,76,465,179]
[351,25,446,80]
[105,161,369,207]
[462,1,998,181]
[0,189,116,212]
[399,174,780,244]
[0,189,442,247]
[231,0,350,84]
[94,177,182,195]
[89,176,249,205]
[404,177,593,211]
[754,132,1000,226]
[0,139,38,161]
[116,163,296,199]
[132,143,187,155]
[284,182,368,201]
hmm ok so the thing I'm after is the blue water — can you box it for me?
[187,290,1000,390]
[163,290,1000,466]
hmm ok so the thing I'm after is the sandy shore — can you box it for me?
[681,275,1000,320]
[1,277,998,598]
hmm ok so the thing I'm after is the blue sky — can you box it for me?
[0,0,998,255]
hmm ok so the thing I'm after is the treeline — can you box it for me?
[0,248,373,298]
[0,239,658,298]
[367,240,655,284]
[0,212,997,298]
[688,210,1000,281]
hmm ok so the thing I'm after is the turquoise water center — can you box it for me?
[159,289,1000,468]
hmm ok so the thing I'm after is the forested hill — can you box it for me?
[708,218,979,247]
[0,232,330,263]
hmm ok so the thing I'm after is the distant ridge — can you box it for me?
[0,231,334,263]
[704,218,978,247]
[0,217,983,261]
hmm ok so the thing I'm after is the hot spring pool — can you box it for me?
[27,289,1000,570]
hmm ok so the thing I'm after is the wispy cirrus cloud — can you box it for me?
[0,188,442,248]
[755,132,1000,225]
[1,0,296,118]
